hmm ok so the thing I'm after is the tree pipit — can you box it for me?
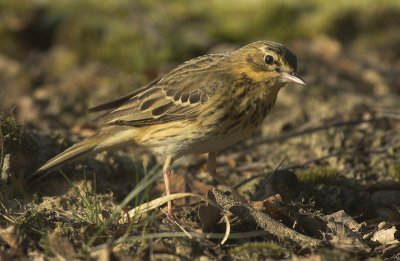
[35,41,306,216]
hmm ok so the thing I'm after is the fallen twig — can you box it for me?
[211,188,324,249]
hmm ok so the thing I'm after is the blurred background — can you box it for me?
[1,0,399,133]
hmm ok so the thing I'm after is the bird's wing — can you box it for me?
[96,53,231,127]
[88,78,160,112]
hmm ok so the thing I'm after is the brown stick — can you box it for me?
[211,188,324,249]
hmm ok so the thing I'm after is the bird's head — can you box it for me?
[232,40,306,88]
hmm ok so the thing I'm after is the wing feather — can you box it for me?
[88,78,160,112]
[95,53,231,127]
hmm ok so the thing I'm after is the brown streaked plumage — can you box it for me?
[35,40,306,216]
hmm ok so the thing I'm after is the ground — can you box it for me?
[1,1,400,260]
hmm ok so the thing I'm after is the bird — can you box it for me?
[35,40,306,216]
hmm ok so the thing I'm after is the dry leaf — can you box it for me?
[324,210,363,232]
[326,220,369,252]
[371,226,400,245]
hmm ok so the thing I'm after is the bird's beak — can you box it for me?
[281,72,307,85]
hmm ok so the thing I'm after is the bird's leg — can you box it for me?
[163,157,174,217]
[207,152,247,203]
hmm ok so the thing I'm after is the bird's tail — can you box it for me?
[34,126,136,175]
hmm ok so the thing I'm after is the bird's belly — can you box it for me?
[146,118,261,159]
[186,127,253,154]
[149,129,249,158]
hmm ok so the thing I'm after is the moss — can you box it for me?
[228,241,285,260]
[389,164,400,181]
[297,167,338,184]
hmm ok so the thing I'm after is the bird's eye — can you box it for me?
[264,55,274,64]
